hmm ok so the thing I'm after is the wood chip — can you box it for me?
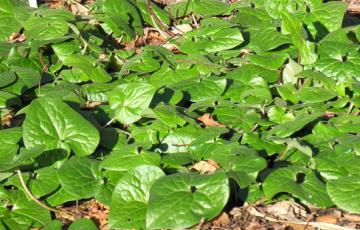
[316,215,339,224]
[343,213,360,222]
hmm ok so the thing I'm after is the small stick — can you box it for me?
[192,14,199,28]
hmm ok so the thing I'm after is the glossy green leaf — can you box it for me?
[57,156,103,199]
[268,113,321,138]
[0,71,16,88]
[0,1,26,41]
[193,0,229,16]
[109,82,156,124]
[180,22,244,54]
[147,172,229,229]
[23,97,100,156]
[327,176,360,214]
[281,11,318,65]
[101,146,161,171]
[68,219,98,230]
[63,54,112,83]
[263,167,333,207]
[109,165,164,229]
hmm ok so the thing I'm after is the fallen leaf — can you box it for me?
[197,113,225,127]
[192,161,218,174]
[266,201,307,221]
[211,212,230,227]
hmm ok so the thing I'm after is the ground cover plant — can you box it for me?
[0,0,360,229]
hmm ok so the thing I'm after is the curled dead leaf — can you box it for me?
[197,113,225,127]
[191,160,219,175]
[211,212,230,227]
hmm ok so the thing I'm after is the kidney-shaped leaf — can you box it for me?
[109,165,164,229]
[327,176,360,214]
[57,156,103,199]
[146,172,229,229]
[23,97,100,156]
[109,82,156,124]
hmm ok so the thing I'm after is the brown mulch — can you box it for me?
[202,202,360,230]
[345,0,360,14]
[55,199,109,230]
[53,199,360,230]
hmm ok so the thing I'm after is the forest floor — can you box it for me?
[32,0,360,229]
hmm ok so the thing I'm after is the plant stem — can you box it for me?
[16,169,61,213]
[145,0,174,38]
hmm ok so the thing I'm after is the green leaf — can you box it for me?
[298,87,336,103]
[24,18,69,40]
[30,167,60,197]
[147,172,229,229]
[193,0,229,16]
[1,190,52,226]
[246,52,288,70]
[101,146,161,171]
[281,11,318,65]
[0,1,27,41]
[3,67,39,95]
[101,0,142,40]
[68,219,98,230]
[315,150,360,180]
[263,167,333,207]
[0,71,16,88]
[209,145,267,187]
[63,54,112,83]
[0,91,21,108]
[43,220,62,230]
[0,127,23,171]
[268,113,321,138]
[153,103,187,128]
[231,7,274,28]
[23,97,100,156]
[327,176,360,214]
[313,41,360,82]
[247,27,291,52]
[180,22,244,54]
[302,2,347,41]
[174,77,227,102]
[57,156,103,199]
[109,165,164,229]
[109,82,156,124]
[136,0,170,26]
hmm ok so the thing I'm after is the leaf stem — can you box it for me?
[145,0,174,38]
[16,169,61,213]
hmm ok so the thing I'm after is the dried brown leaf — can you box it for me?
[197,113,225,127]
